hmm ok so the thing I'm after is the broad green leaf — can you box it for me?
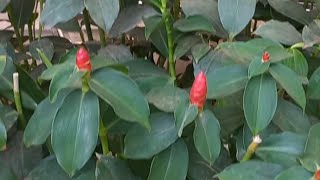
[248,58,270,78]
[265,46,293,63]
[0,161,17,180]
[256,132,306,168]
[269,63,306,110]
[300,123,320,172]
[272,99,311,134]
[11,0,35,27]
[254,20,303,45]
[243,74,277,135]
[29,39,54,61]
[147,139,188,180]
[84,0,119,33]
[41,0,84,27]
[193,110,221,165]
[0,120,6,151]
[0,55,5,74]
[218,161,283,179]
[207,65,248,99]
[307,66,320,100]
[55,18,82,32]
[174,98,198,137]
[267,0,312,25]
[145,16,168,57]
[144,15,162,40]
[97,45,133,63]
[52,90,99,176]
[147,84,188,113]
[218,0,256,39]
[124,113,178,159]
[174,15,215,33]
[191,43,210,63]
[181,0,227,37]
[282,49,308,78]
[275,166,313,180]
[302,20,320,48]
[0,104,18,131]
[0,0,10,12]
[96,156,137,180]
[89,67,150,129]
[174,35,201,60]
[109,5,159,37]
[23,90,71,147]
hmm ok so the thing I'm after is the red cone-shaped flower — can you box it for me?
[76,47,92,71]
[190,71,207,110]
[315,170,320,180]
[262,51,270,63]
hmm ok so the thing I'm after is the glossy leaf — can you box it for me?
[265,46,293,63]
[193,110,221,165]
[254,20,302,45]
[147,139,188,180]
[275,166,313,180]
[269,63,306,110]
[52,90,99,176]
[0,120,6,151]
[11,0,35,27]
[97,45,133,63]
[302,20,320,48]
[0,104,18,131]
[41,0,84,27]
[300,123,320,172]
[84,0,119,32]
[174,98,198,137]
[95,156,137,180]
[307,66,320,100]
[29,39,54,61]
[248,58,270,78]
[23,90,71,147]
[282,48,308,78]
[174,15,215,33]
[0,55,5,74]
[145,16,168,57]
[174,35,201,60]
[218,161,283,179]
[243,74,277,135]
[191,43,210,63]
[207,65,248,99]
[124,113,178,159]
[0,0,9,12]
[218,0,256,39]
[89,67,150,129]
[0,161,17,180]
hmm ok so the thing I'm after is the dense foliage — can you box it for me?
[1,0,320,179]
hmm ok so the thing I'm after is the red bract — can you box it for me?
[76,47,92,71]
[262,51,270,63]
[315,170,320,180]
[190,71,207,110]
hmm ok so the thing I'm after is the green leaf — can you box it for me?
[267,0,312,25]
[97,45,133,63]
[0,120,6,151]
[11,0,36,27]
[174,15,215,33]
[181,0,227,37]
[302,20,320,48]
[275,166,313,180]
[272,99,311,134]
[124,113,178,159]
[191,43,210,63]
[84,0,119,32]
[0,55,6,74]
[207,65,248,99]
[89,67,150,129]
[41,0,84,27]
[0,161,17,180]
[174,35,201,60]
[243,74,277,135]
[300,123,320,172]
[256,132,306,168]
[147,139,188,180]
[282,49,308,78]
[218,161,284,179]
[55,18,82,32]
[254,20,303,45]
[0,104,18,131]
[174,98,198,137]
[145,16,168,57]
[307,66,320,100]
[193,110,221,165]
[0,0,10,12]
[147,84,188,113]
[218,0,256,39]
[265,46,293,63]
[95,156,137,180]
[52,90,99,176]
[248,58,270,78]
[29,38,54,61]
[269,63,306,110]
[23,90,71,147]
[144,15,162,40]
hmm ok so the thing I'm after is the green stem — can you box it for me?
[79,30,85,43]
[241,135,261,162]
[83,9,93,41]
[291,42,305,49]
[161,0,176,82]
[98,27,107,47]
[37,49,53,68]
[13,73,26,130]
[99,119,109,155]
[7,5,24,51]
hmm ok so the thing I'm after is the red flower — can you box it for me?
[315,170,320,180]
[76,47,92,71]
[190,71,207,110]
[262,51,270,63]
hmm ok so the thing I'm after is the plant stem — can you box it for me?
[7,5,24,51]
[98,27,107,47]
[13,73,26,129]
[28,21,33,42]
[173,0,180,20]
[79,30,85,43]
[83,9,93,41]
[161,0,176,82]
[38,0,44,39]
[241,135,262,162]
[99,119,109,155]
